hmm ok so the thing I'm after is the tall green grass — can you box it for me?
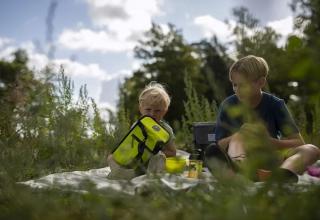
[0,67,125,182]
[176,75,218,151]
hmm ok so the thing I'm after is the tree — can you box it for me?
[0,49,39,138]
[119,23,202,124]
[289,0,320,135]
[192,37,233,104]
[119,23,234,127]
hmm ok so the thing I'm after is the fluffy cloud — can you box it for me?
[87,0,162,31]
[193,15,235,42]
[234,0,292,23]
[1,41,108,81]
[267,16,294,37]
[267,16,297,46]
[194,14,297,48]
[54,58,107,80]
[59,0,163,53]
[0,37,15,61]
[0,37,13,48]
[0,46,16,62]
[58,28,135,53]
[0,39,132,109]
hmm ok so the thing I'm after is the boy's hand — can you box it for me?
[162,141,176,157]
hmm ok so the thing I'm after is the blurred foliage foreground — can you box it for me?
[2,0,320,219]
[2,175,320,220]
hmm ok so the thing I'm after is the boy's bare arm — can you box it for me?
[270,133,305,150]
[217,135,234,151]
[162,141,176,157]
[218,131,305,151]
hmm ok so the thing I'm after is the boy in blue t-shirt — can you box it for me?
[213,55,320,181]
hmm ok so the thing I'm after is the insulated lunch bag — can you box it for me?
[112,116,171,168]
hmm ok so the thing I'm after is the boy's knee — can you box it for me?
[298,144,320,158]
[308,144,320,158]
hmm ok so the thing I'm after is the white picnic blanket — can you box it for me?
[19,166,214,194]
[20,153,320,194]
[19,149,215,194]
[19,165,320,195]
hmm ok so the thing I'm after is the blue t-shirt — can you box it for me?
[215,92,299,141]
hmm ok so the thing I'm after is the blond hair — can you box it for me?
[139,82,171,110]
[229,55,269,81]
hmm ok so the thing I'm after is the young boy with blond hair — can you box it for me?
[107,82,176,180]
[213,55,320,182]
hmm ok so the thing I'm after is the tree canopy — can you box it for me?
[119,24,232,125]
[118,1,320,138]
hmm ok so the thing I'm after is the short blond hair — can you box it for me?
[229,55,269,81]
[139,82,171,110]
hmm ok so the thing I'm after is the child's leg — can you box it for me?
[280,144,320,175]
[228,132,246,162]
[107,155,136,180]
[147,152,166,174]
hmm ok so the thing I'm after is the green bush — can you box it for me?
[0,67,116,181]
[176,75,218,151]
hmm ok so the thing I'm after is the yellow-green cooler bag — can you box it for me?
[112,116,170,168]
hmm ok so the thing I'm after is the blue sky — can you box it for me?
[0,0,293,112]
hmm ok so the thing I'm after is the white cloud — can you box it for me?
[0,42,119,109]
[0,37,13,48]
[59,0,163,53]
[20,42,50,72]
[0,36,16,61]
[267,16,294,37]
[98,101,117,113]
[194,15,297,48]
[54,59,108,80]
[87,0,162,30]
[131,60,143,72]
[58,28,135,53]
[0,45,16,62]
[193,15,235,42]
[267,16,301,46]
[159,23,170,35]
[9,41,108,81]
